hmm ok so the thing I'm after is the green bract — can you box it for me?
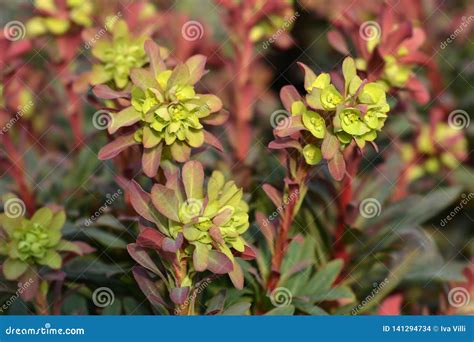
[99,40,225,178]
[26,0,93,37]
[128,161,252,288]
[0,205,80,281]
[90,20,149,89]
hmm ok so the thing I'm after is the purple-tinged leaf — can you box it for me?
[209,226,224,244]
[268,137,302,151]
[170,287,190,305]
[228,261,244,289]
[255,212,274,251]
[137,228,165,250]
[98,133,138,160]
[127,243,161,275]
[151,184,180,221]
[125,180,157,223]
[207,250,233,274]
[274,115,305,137]
[142,144,162,178]
[297,63,317,92]
[327,30,349,55]
[108,106,141,134]
[280,85,302,113]
[235,244,257,261]
[144,40,166,77]
[201,110,229,125]
[321,132,340,160]
[203,130,224,152]
[132,266,168,307]
[162,234,183,253]
[93,84,130,99]
[130,68,156,90]
[212,208,233,226]
[262,184,282,208]
[182,161,204,200]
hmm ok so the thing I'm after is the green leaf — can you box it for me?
[221,302,251,315]
[31,207,53,227]
[342,57,356,90]
[328,151,346,181]
[3,258,28,280]
[312,285,355,302]
[98,133,138,160]
[207,250,233,274]
[83,228,127,249]
[185,54,207,84]
[108,106,141,134]
[37,250,62,269]
[304,259,343,296]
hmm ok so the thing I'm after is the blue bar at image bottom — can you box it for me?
[0,316,472,342]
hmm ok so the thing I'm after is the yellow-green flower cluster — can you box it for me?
[26,0,93,36]
[305,58,390,149]
[90,20,150,89]
[402,122,467,181]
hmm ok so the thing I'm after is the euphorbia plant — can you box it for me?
[96,40,226,177]
[124,160,255,314]
[265,56,391,288]
[0,195,92,313]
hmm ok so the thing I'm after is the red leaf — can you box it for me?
[132,266,168,308]
[137,228,165,250]
[142,144,162,178]
[321,132,340,160]
[92,84,130,100]
[127,243,161,275]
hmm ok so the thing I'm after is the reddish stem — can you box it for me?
[333,147,362,265]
